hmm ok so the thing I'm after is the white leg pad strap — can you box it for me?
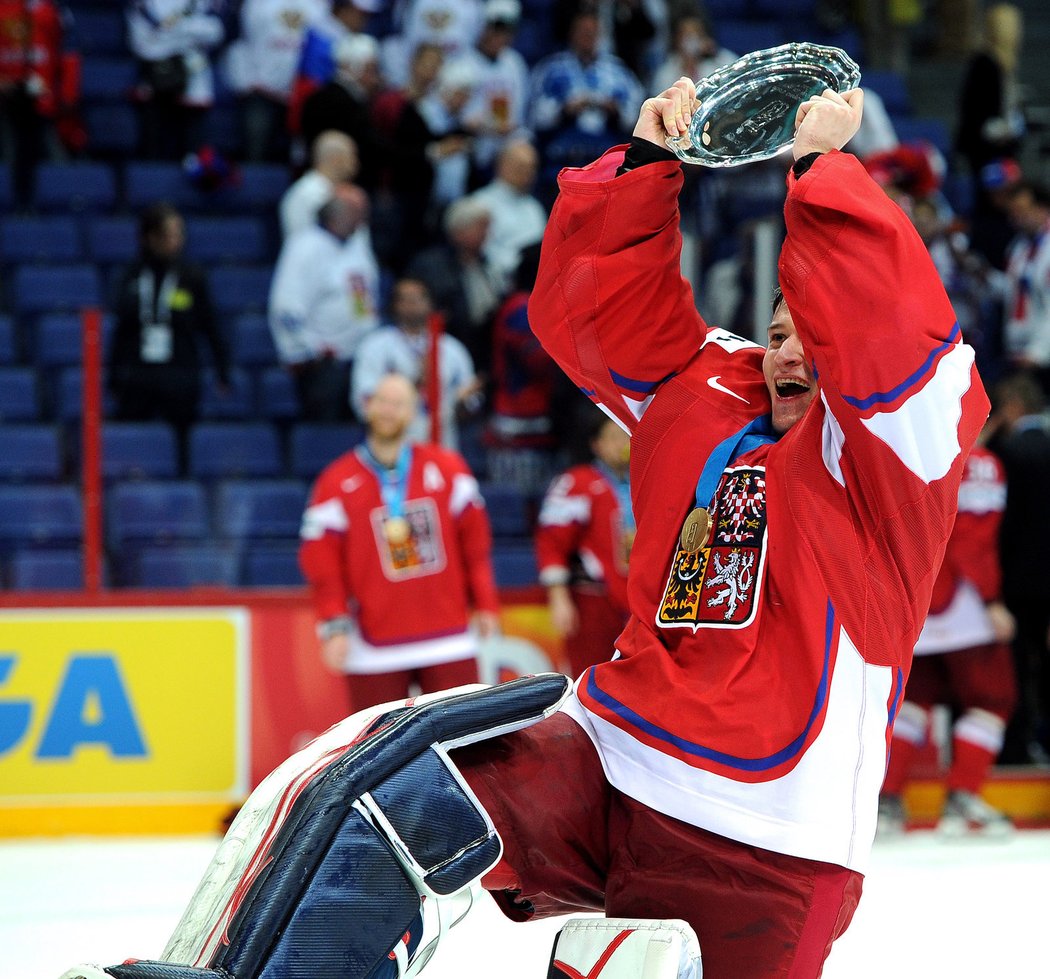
[548,918,702,979]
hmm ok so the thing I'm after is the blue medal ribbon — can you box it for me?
[358,442,413,521]
[693,414,778,512]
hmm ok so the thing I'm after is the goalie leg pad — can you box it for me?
[157,674,569,979]
[548,918,703,979]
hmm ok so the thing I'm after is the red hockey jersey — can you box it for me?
[529,148,989,872]
[915,444,1007,655]
[535,463,631,613]
[299,443,499,671]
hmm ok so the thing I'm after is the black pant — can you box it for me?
[292,358,353,422]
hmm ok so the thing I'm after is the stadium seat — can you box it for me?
[891,116,952,159]
[0,424,62,480]
[9,549,84,590]
[242,542,304,587]
[0,368,40,421]
[79,56,138,102]
[255,366,300,420]
[101,422,179,480]
[214,479,309,539]
[226,164,290,211]
[33,162,118,213]
[70,8,128,55]
[184,216,270,264]
[232,313,278,366]
[862,69,912,116]
[54,367,117,422]
[34,312,114,369]
[124,161,200,209]
[12,264,102,315]
[0,216,82,264]
[188,421,283,479]
[491,544,539,588]
[209,265,274,313]
[133,544,240,588]
[199,367,255,420]
[0,485,82,547]
[714,21,787,57]
[83,103,139,157]
[289,422,364,479]
[479,482,531,539]
[0,315,17,364]
[84,215,138,266]
[107,480,209,546]
[0,168,11,211]
[752,0,816,17]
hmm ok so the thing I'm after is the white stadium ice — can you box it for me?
[3,830,1047,978]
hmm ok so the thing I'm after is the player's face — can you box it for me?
[592,419,630,469]
[366,377,417,440]
[763,302,816,434]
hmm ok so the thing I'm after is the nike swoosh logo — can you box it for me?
[707,375,750,404]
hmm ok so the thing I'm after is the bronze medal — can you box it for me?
[679,507,711,553]
[384,516,411,544]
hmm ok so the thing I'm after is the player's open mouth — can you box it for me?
[774,378,810,399]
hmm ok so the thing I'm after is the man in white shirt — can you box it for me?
[279,129,360,237]
[269,184,380,420]
[466,138,547,291]
[352,277,481,448]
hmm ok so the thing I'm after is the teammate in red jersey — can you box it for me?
[299,371,501,712]
[878,443,1018,836]
[536,411,632,676]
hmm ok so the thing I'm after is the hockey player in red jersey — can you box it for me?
[299,371,501,712]
[536,411,632,676]
[61,80,991,979]
[878,443,1018,836]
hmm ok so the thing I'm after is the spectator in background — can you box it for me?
[299,371,500,713]
[877,442,1017,837]
[269,184,379,420]
[300,31,385,190]
[224,0,328,162]
[535,409,632,678]
[553,0,661,84]
[381,0,483,88]
[651,13,735,93]
[468,138,547,291]
[955,2,1026,266]
[352,277,482,449]
[109,202,229,466]
[1001,179,1050,394]
[288,0,380,141]
[457,0,530,181]
[985,373,1050,765]
[486,241,563,497]
[126,0,225,160]
[278,128,359,237]
[529,9,642,195]
[406,195,502,376]
[416,58,478,211]
[0,0,68,205]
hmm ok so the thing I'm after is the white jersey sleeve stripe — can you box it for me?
[300,498,349,540]
[859,341,974,484]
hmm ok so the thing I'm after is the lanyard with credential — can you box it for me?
[679,414,777,553]
[358,443,413,545]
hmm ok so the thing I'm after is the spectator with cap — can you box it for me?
[279,129,360,237]
[269,184,380,421]
[224,0,328,162]
[456,0,531,180]
[973,156,1024,270]
[300,30,385,190]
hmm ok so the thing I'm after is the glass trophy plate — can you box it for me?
[666,42,862,167]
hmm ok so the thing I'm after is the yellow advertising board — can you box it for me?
[0,609,249,817]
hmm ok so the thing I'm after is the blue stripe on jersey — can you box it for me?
[609,368,673,395]
[584,601,837,773]
[842,322,961,411]
[888,666,904,730]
